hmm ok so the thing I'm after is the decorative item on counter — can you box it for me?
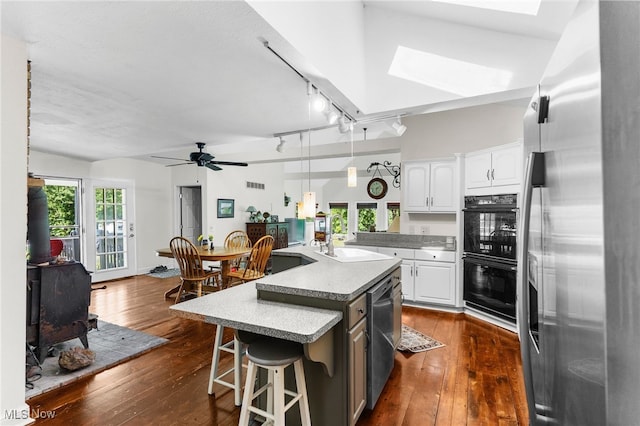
[271,215,279,223]
[262,212,270,223]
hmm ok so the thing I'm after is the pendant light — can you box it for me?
[297,132,306,219]
[347,122,357,187]
[302,82,317,219]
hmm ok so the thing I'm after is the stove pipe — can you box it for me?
[28,186,53,264]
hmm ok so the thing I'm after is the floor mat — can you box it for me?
[397,324,445,353]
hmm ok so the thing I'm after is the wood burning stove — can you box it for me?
[26,262,97,362]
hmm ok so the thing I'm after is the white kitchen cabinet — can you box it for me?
[413,260,456,305]
[465,143,522,194]
[377,247,456,306]
[403,160,456,213]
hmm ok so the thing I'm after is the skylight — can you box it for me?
[433,0,542,16]
[388,46,513,97]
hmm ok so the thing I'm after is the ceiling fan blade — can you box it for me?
[209,160,248,167]
[151,155,189,161]
[205,163,222,171]
[200,153,214,161]
[165,162,194,167]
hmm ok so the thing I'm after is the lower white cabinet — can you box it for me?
[377,247,456,306]
[413,261,455,305]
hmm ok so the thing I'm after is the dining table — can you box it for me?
[156,245,251,299]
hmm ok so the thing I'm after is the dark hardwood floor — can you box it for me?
[27,274,528,425]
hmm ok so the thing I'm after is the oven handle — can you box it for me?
[462,255,517,271]
[461,208,519,212]
[517,151,545,424]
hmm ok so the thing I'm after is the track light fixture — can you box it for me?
[392,116,407,136]
[325,105,339,125]
[276,136,286,153]
[338,114,351,134]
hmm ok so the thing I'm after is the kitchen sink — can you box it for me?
[320,247,393,263]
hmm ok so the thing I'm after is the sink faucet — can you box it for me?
[326,214,345,257]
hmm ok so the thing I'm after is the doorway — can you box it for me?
[86,180,136,282]
[179,186,202,244]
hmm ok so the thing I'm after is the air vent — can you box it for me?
[246,181,265,190]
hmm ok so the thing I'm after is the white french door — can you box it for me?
[86,180,136,282]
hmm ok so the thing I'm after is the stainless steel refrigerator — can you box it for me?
[518,1,640,424]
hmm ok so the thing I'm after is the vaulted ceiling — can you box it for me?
[1,0,577,166]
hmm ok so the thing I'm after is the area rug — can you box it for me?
[147,268,180,279]
[26,320,169,399]
[397,324,445,353]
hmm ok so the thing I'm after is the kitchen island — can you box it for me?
[170,246,401,425]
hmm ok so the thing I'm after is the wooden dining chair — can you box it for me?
[226,235,274,286]
[169,236,221,304]
[225,230,252,269]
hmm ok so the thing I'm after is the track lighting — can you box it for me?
[325,106,339,125]
[276,136,286,153]
[392,116,407,136]
[338,114,351,133]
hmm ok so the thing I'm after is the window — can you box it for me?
[357,202,377,232]
[387,202,400,228]
[329,203,348,235]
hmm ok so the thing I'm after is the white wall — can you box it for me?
[0,34,32,424]
[172,161,289,245]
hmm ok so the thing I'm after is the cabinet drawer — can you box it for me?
[414,249,455,263]
[378,247,414,259]
[348,293,367,329]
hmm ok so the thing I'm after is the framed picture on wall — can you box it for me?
[217,199,234,218]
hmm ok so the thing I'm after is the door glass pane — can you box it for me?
[42,177,82,262]
[95,186,128,272]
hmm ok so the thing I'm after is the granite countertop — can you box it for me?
[170,282,342,344]
[256,246,402,301]
[170,246,401,343]
[344,232,457,252]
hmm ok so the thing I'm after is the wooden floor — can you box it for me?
[27,274,528,425]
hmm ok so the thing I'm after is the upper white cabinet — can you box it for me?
[403,160,456,213]
[465,142,522,194]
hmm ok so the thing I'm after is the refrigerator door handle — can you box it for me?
[517,151,545,424]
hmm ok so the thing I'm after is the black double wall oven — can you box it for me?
[463,194,518,323]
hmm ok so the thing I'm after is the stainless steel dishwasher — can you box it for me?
[366,273,396,410]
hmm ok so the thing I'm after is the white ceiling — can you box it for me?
[1,0,577,167]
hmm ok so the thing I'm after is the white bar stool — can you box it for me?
[208,326,245,406]
[238,337,311,426]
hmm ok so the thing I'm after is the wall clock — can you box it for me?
[367,177,388,200]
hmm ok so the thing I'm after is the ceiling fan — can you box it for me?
[152,142,248,171]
